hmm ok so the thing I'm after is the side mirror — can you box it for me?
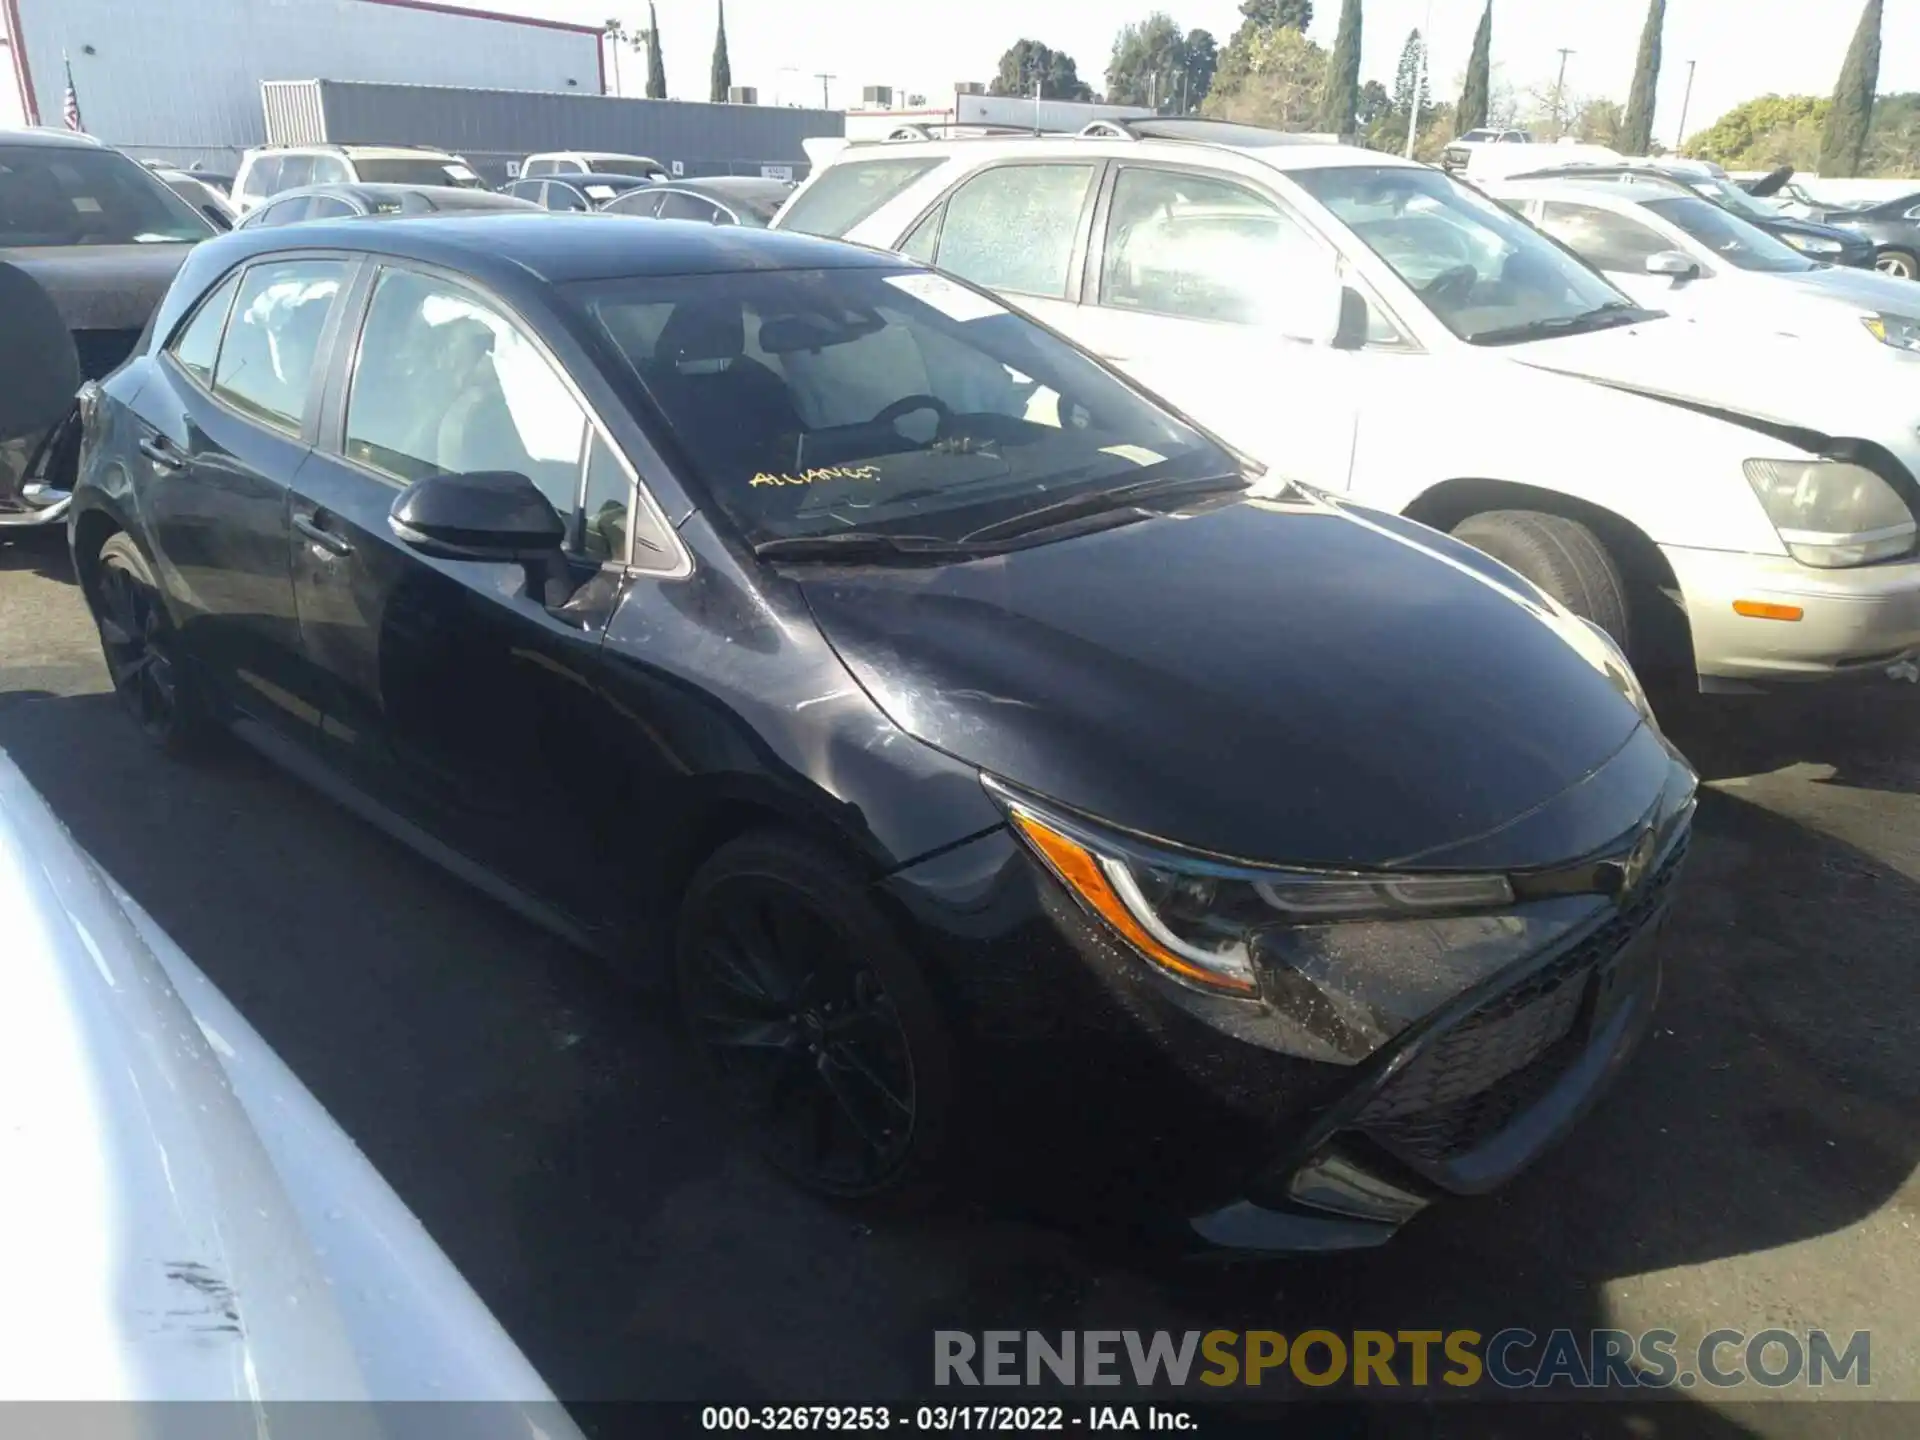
[1646,250,1701,281]
[1269,264,1345,345]
[389,470,574,602]
[0,262,80,443]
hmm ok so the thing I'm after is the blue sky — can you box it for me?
[527,0,1911,143]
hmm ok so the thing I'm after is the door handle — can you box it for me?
[138,436,184,470]
[293,511,354,557]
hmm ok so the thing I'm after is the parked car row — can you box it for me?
[9,115,1918,1280]
[781,119,1920,693]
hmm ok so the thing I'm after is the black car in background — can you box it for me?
[1511,161,1878,268]
[240,183,538,228]
[501,173,658,212]
[1813,191,1920,279]
[1,128,217,530]
[69,215,1694,1249]
[602,176,794,226]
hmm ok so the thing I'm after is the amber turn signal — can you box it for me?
[1732,600,1805,622]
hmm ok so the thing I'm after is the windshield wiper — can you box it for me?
[962,471,1248,543]
[1467,301,1651,347]
[752,531,993,562]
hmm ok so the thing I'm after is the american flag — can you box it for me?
[62,54,83,132]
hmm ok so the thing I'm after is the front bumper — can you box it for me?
[0,433,73,530]
[1662,543,1920,686]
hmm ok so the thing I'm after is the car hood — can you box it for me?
[1771,263,1920,315]
[799,493,1667,872]
[1761,212,1875,257]
[1505,318,1920,447]
[0,749,579,1421]
[0,243,194,330]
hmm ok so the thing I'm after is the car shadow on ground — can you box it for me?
[0,687,1912,1432]
[0,527,73,583]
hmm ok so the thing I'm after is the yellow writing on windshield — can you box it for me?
[749,465,883,488]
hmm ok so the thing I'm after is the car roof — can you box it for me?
[545,173,654,187]
[0,127,108,150]
[247,144,461,160]
[1485,177,1683,207]
[838,129,1417,176]
[662,177,794,200]
[268,182,534,209]
[205,211,905,283]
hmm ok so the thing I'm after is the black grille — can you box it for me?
[1356,832,1688,1164]
[73,329,142,382]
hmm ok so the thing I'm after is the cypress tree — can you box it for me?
[1820,0,1882,177]
[646,0,668,99]
[711,0,731,102]
[1620,0,1664,155]
[1455,2,1492,133]
[1317,0,1363,137]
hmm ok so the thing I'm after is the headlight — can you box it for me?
[1782,232,1843,256]
[993,787,1604,1063]
[1862,313,1920,351]
[1743,458,1918,567]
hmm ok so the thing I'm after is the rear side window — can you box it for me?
[523,158,555,177]
[922,163,1095,299]
[212,259,349,433]
[1536,201,1671,272]
[607,188,666,218]
[251,196,311,228]
[778,157,942,237]
[307,195,359,219]
[546,182,590,213]
[657,191,719,222]
[310,156,351,185]
[169,272,241,385]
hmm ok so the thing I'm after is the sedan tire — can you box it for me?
[87,532,221,757]
[1876,248,1918,280]
[1452,510,1632,653]
[676,829,954,1203]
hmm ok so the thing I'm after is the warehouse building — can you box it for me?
[262,79,842,186]
[2,0,605,167]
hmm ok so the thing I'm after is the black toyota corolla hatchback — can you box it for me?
[70,214,1695,1250]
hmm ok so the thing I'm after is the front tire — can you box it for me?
[1876,248,1917,280]
[676,830,953,1202]
[1451,509,1632,652]
[87,532,219,756]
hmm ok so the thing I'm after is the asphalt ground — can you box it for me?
[2,525,1915,1434]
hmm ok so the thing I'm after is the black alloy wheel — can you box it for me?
[90,533,212,755]
[677,833,950,1200]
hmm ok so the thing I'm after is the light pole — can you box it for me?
[1405,0,1435,159]
[1552,47,1575,141]
[1675,59,1698,151]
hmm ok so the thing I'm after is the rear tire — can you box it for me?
[1451,509,1632,653]
[676,829,953,1204]
[87,532,220,757]
[1876,248,1917,280]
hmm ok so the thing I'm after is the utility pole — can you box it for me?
[1552,47,1575,141]
[1405,0,1434,159]
[1675,59,1698,150]
[814,72,835,109]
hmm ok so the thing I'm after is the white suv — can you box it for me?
[232,145,484,213]
[777,118,1920,691]
[519,151,667,180]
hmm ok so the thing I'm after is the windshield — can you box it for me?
[0,144,214,245]
[585,157,664,178]
[1291,165,1636,345]
[1689,175,1782,222]
[353,158,483,188]
[1642,195,1816,273]
[572,266,1235,547]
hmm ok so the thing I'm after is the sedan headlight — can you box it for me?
[993,787,1604,1063]
[1781,232,1844,256]
[1862,313,1920,351]
[1743,459,1918,567]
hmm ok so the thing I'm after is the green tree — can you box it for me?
[644,0,666,98]
[1317,0,1362,136]
[1357,78,1391,127]
[991,39,1094,100]
[1107,13,1188,109]
[1202,26,1326,130]
[1392,28,1429,127]
[1455,2,1492,132]
[1239,0,1313,31]
[1685,93,1825,162]
[1577,96,1625,147]
[603,18,628,96]
[1183,29,1219,110]
[710,0,731,102]
[1821,0,1882,177]
[1620,0,1665,155]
